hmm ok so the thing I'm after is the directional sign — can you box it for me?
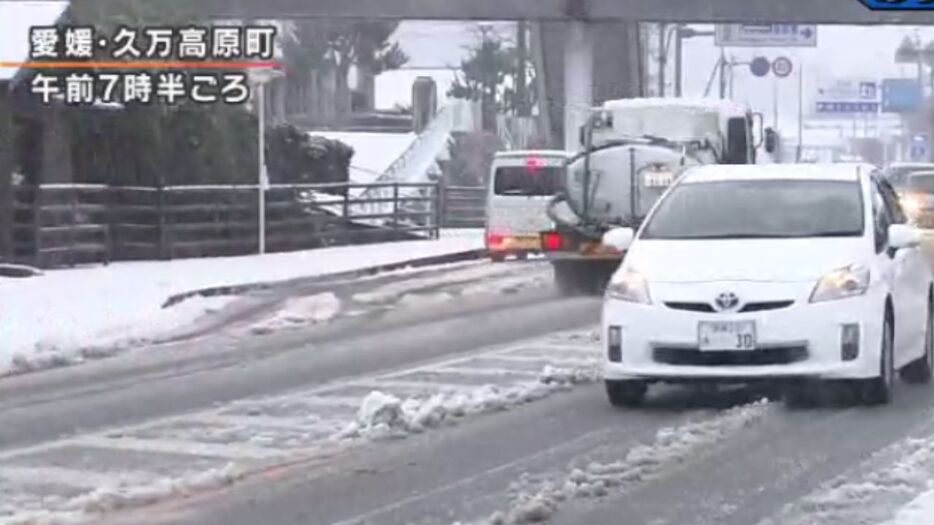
[882,78,922,113]
[860,0,934,9]
[749,57,771,77]
[772,56,793,78]
[816,101,880,114]
[715,24,818,48]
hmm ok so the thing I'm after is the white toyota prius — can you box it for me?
[600,163,934,407]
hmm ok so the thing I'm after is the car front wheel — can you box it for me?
[605,380,647,407]
[860,314,895,406]
[901,299,934,384]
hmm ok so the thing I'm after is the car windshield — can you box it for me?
[909,173,934,193]
[641,179,865,240]
[493,166,563,196]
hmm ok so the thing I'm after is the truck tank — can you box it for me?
[562,141,707,228]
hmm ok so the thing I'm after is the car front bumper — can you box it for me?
[602,281,885,383]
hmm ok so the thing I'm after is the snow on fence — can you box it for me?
[7,180,484,269]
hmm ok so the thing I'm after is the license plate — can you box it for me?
[698,321,756,351]
[505,236,540,249]
[645,172,674,188]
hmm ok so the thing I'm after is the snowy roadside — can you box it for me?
[0,232,483,377]
[757,420,934,525]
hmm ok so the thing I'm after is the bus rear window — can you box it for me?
[493,166,563,196]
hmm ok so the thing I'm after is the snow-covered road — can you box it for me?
[5,245,934,525]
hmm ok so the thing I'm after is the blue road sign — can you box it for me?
[860,0,934,9]
[750,57,771,77]
[882,78,922,112]
[816,101,880,113]
[911,134,928,161]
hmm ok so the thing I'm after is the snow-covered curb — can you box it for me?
[1,232,483,377]
[249,293,342,335]
[336,365,601,442]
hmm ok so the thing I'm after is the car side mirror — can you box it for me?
[602,227,635,252]
[888,223,922,250]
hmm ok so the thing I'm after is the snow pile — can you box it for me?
[249,292,341,335]
[1,464,244,525]
[5,296,235,376]
[765,434,934,525]
[337,364,601,441]
[885,482,934,525]
[482,400,772,525]
[0,231,483,376]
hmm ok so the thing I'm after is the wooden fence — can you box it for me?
[9,181,486,269]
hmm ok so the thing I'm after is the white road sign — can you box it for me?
[715,24,818,47]
[772,56,793,78]
[815,78,881,115]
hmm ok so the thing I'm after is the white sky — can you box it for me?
[0,0,69,81]
[389,21,934,144]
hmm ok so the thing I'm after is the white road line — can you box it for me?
[351,379,465,393]
[430,366,539,379]
[294,395,363,407]
[192,414,342,432]
[70,436,283,461]
[491,353,599,367]
[0,465,155,490]
[534,343,601,354]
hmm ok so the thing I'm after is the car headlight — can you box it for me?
[902,196,923,216]
[606,267,652,304]
[809,264,870,303]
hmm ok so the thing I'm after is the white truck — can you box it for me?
[541,97,780,295]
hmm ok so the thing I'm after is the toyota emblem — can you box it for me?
[714,292,740,311]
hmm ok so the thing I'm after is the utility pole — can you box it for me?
[797,63,805,162]
[657,23,667,97]
[718,48,727,99]
[516,20,529,117]
[674,25,683,97]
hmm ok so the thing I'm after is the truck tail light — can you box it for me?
[541,231,564,251]
[486,232,505,247]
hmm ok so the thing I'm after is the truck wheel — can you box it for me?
[553,262,581,296]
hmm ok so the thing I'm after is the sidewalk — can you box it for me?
[0,230,485,376]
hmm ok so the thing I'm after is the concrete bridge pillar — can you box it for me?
[538,20,642,151]
[563,20,594,151]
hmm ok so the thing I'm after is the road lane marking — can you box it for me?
[70,436,283,461]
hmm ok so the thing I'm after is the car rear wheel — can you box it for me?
[860,314,895,406]
[605,380,647,407]
[901,300,934,384]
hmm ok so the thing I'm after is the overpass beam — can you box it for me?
[563,20,594,152]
